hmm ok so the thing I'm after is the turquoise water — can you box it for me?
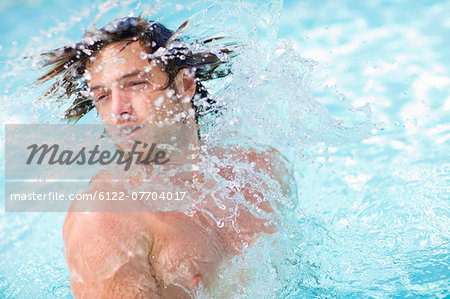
[1,0,449,298]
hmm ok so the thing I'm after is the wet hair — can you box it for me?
[36,16,234,124]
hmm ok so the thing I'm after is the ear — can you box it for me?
[174,68,196,101]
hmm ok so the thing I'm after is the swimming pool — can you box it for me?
[1,0,449,297]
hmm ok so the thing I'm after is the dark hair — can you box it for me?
[36,16,234,123]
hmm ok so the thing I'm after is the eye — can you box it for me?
[95,93,109,103]
[130,81,146,85]
[128,81,148,90]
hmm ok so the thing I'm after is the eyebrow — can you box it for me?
[89,70,146,92]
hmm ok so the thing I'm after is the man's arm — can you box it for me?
[63,207,160,298]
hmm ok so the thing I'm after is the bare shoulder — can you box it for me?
[63,209,154,272]
[206,144,291,177]
[63,208,158,297]
[63,164,158,296]
[205,144,295,196]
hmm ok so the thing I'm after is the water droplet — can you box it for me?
[216,219,224,228]
[140,52,148,60]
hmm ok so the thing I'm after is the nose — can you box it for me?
[110,85,134,122]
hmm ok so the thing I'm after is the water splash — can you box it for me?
[2,0,448,298]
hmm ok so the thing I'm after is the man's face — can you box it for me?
[87,41,185,126]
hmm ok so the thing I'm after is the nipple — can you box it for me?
[191,273,202,286]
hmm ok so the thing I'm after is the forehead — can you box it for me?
[87,41,159,85]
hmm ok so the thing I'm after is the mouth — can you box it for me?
[117,124,144,137]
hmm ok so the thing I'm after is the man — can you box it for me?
[38,16,292,298]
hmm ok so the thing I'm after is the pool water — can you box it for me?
[1,0,449,298]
